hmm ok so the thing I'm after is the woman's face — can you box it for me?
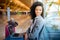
[35,6,42,16]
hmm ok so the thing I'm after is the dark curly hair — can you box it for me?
[30,2,44,20]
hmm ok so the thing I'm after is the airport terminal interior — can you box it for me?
[0,0,60,40]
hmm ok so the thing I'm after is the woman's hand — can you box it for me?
[24,33,28,40]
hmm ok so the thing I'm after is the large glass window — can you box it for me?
[38,0,60,29]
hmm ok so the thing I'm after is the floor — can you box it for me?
[0,14,31,40]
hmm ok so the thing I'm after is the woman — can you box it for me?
[25,2,45,40]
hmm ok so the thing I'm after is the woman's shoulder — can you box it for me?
[35,16,44,21]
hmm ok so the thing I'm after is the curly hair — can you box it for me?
[30,2,44,20]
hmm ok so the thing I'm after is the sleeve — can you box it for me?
[26,19,37,38]
[26,20,33,34]
[26,27,30,34]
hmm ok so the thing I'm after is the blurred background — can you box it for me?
[0,0,60,40]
